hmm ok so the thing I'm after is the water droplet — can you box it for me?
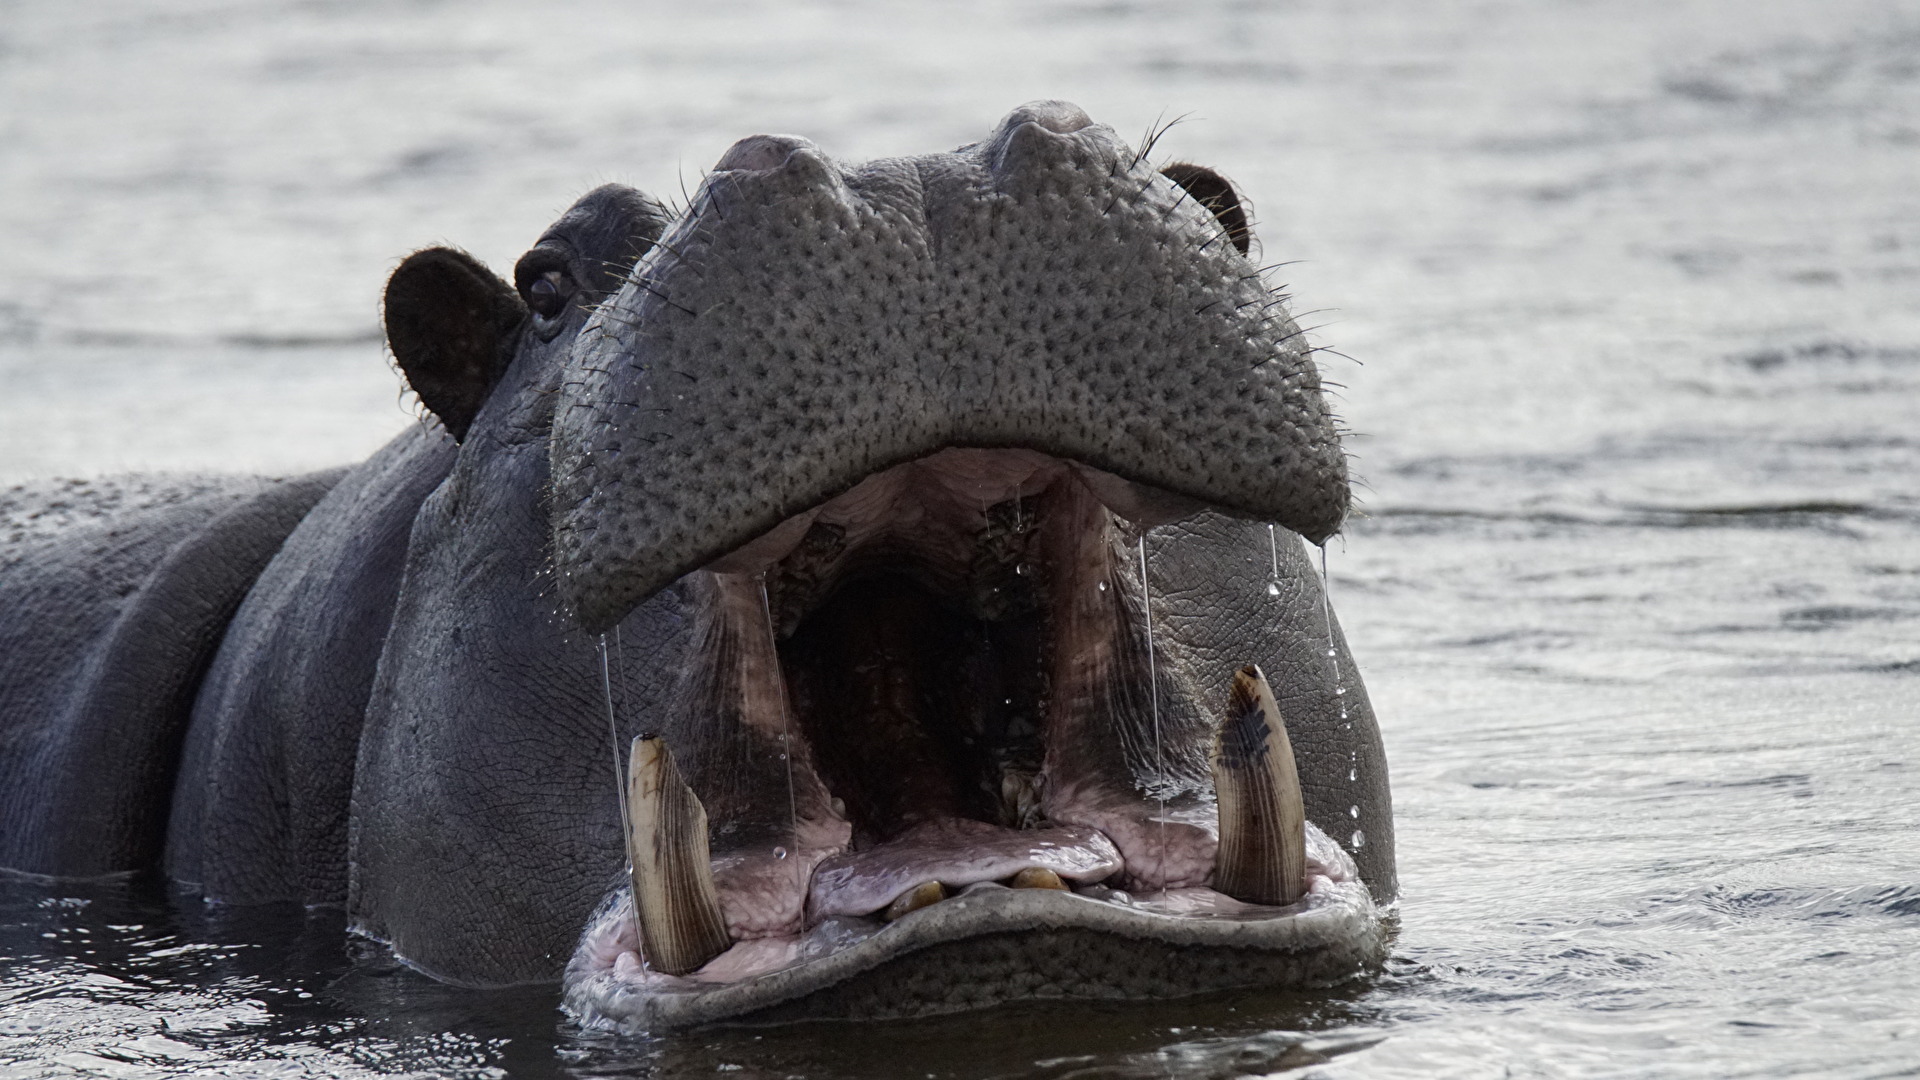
[1266,581,1280,596]
[1097,580,1108,592]
[1334,687,1346,696]
[1349,804,1359,819]
[773,846,789,860]
[1004,698,1013,705]
[1015,562,1034,577]
[1349,768,1357,782]
[1351,830,1366,849]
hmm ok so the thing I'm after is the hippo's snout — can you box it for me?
[549,100,1347,634]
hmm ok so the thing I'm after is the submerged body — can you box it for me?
[0,102,1392,1028]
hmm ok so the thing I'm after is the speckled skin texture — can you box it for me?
[739,927,1359,1024]
[552,100,1349,631]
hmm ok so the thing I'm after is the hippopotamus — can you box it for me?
[0,101,1394,1029]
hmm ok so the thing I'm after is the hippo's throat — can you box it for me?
[563,448,1380,1028]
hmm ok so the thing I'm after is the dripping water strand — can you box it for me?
[758,576,802,889]
[1138,531,1166,884]
[614,625,627,720]
[1267,523,1282,595]
[599,635,633,867]
[1318,543,1364,851]
[615,625,636,845]
[1317,544,1348,724]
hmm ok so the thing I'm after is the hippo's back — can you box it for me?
[0,471,342,877]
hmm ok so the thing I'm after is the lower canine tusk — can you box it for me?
[1210,664,1308,905]
[628,735,732,975]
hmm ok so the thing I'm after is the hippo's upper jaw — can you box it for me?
[549,102,1383,1029]
[549,100,1347,634]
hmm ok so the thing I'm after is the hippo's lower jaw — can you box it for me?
[563,826,1381,1029]
[557,448,1386,1029]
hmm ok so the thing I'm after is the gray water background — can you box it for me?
[2,0,1917,1076]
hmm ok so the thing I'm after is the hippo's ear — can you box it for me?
[1161,162,1252,256]
[383,247,528,442]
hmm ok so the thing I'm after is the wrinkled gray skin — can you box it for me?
[0,102,1393,1027]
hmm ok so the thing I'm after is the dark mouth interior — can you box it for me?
[724,451,1183,866]
[780,559,1052,847]
[741,456,1121,862]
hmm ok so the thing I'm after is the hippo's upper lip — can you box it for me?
[546,99,1347,634]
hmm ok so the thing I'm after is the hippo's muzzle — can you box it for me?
[549,103,1386,1029]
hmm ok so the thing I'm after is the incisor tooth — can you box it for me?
[627,735,732,975]
[1008,867,1069,891]
[882,880,947,921]
[1210,664,1308,905]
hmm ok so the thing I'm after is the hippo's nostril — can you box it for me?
[1002,99,1095,135]
[714,134,820,173]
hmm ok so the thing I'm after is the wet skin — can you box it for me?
[0,102,1393,1028]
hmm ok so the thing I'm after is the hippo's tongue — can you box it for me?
[547,100,1347,633]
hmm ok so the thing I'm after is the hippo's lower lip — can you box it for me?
[565,828,1379,1029]
[562,447,1383,1028]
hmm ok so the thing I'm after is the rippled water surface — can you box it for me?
[3,0,1917,1075]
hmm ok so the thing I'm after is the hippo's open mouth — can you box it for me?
[542,101,1386,1028]
[561,449,1382,1029]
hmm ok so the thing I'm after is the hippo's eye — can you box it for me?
[528,271,569,320]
